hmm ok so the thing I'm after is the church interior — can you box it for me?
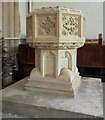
[0,1,105,119]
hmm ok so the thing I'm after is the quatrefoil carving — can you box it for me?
[37,15,56,36]
[62,15,79,36]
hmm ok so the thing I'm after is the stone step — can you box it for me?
[25,86,74,97]
[25,80,73,92]
[30,76,70,84]
[29,78,72,85]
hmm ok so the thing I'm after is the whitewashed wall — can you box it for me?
[32,2,103,40]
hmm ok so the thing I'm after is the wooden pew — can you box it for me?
[77,34,105,81]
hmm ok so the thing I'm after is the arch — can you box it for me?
[44,51,56,77]
[65,51,72,71]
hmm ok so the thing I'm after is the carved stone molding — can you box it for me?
[29,42,85,49]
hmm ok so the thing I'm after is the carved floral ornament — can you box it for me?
[62,15,80,36]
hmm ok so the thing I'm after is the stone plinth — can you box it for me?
[2,77,103,118]
[25,7,86,97]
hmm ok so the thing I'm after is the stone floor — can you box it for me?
[1,77,103,118]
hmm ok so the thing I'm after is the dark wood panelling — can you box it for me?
[18,44,35,71]
[77,44,105,68]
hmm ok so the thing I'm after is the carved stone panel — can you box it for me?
[62,14,81,37]
[27,16,33,37]
[36,14,56,36]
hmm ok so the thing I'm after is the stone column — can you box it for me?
[2,2,20,53]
